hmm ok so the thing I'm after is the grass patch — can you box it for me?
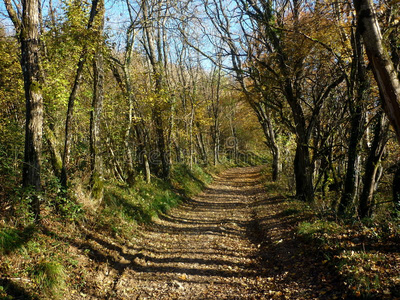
[31,261,65,299]
[171,163,213,196]
[0,226,35,254]
[98,163,216,238]
[298,220,343,239]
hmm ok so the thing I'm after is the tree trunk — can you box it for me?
[339,104,365,215]
[359,113,388,218]
[20,0,44,221]
[271,145,280,181]
[153,108,170,178]
[393,165,400,211]
[255,105,280,181]
[90,46,104,199]
[89,0,104,199]
[212,121,220,166]
[142,0,170,179]
[60,0,101,188]
[123,63,136,185]
[338,23,368,216]
[353,0,400,143]
[45,126,62,178]
[286,84,314,202]
[144,154,151,184]
[294,141,314,202]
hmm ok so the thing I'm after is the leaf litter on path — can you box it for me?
[76,166,345,299]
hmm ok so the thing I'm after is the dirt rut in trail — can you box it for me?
[79,166,343,299]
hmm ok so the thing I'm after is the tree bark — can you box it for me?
[393,165,400,211]
[338,23,368,216]
[19,0,44,220]
[142,0,170,179]
[60,0,101,188]
[89,0,105,199]
[359,113,388,218]
[293,138,314,203]
[353,0,400,143]
[339,104,365,215]
[90,48,104,199]
[254,103,280,181]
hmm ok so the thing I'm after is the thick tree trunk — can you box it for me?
[354,0,400,207]
[271,145,280,181]
[20,0,44,221]
[144,154,151,184]
[286,84,314,202]
[354,0,400,143]
[294,141,314,202]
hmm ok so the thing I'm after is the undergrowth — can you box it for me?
[0,162,222,299]
[259,170,400,299]
[292,201,400,298]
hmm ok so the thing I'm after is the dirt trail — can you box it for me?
[78,166,343,299]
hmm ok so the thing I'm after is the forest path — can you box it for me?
[80,166,343,299]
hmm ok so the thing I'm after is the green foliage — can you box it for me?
[337,251,384,297]
[31,261,66,299]
[0,31,24,203]
[98,164,214,237]
[57,198,84,222]
[298,220,343,239]
[0,228,22,254]
[43,176,84,221]
[171,164,212,196]
[0,226,34,255]
[9,188,41,225]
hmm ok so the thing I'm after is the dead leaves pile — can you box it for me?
[299,219,400,299]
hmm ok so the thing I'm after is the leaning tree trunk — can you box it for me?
[354,0,400,143]
[353,0,400,208]
[60,0,101,189]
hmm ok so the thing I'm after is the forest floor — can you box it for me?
[69,166,346,299]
